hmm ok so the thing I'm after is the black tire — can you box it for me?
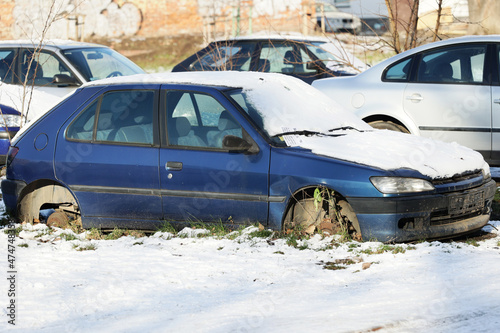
[368,120,409,133]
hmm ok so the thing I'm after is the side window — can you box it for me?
[67,90,155,145]
[0,49,16,83]
[66,100,98,141]
[383,58,412,82]
[166,91,242,149]
[260,43,315,74]
[190,43,255,71]
[20,50,76,86]
[417,45,487,84]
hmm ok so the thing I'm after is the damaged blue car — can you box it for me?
[1,72,495,242]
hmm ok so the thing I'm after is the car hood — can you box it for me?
[283,129,488,180]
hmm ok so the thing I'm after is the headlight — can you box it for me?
[0,114,21,128]
[481,163,491,179]
[370,177,435,194]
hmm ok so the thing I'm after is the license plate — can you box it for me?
[449,191,484,215]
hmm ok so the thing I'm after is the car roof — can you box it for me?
[215,33,335,44]
[374,35,500,70]
[82,71,299,90]
[0,39,108,51]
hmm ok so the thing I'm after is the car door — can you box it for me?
[490,44,500,164]
[159,85,270,225]
[402,44,491,158]
[54,86,162,228]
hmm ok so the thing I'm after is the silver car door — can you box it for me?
[403,44,491,157]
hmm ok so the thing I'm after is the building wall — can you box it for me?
[0,0,305,41]
[0,0,15,40]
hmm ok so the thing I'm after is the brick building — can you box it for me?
[0,0,307,41]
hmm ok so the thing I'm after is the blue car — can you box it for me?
[0,104,21,165]
[1,72,496,242]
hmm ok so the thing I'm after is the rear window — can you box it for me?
[383,57,413,82]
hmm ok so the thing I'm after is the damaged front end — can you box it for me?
[348,170,496,242]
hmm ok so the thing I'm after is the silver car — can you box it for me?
[312,35,500,166]
[0,40,144,123]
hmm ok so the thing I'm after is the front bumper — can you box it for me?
[348,179,497,242]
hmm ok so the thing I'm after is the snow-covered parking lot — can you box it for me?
[1,217,500,333]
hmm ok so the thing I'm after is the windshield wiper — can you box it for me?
[272,130,322,138]
[273,129,349,138]
[328,126,363,133]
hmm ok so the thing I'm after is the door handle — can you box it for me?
[406,94,423,103]
[494,99,500,104]
[166,161,183,171]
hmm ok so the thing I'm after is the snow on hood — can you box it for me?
[85,71,487,179]
[293,130,489,179]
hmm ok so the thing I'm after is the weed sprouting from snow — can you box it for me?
[60,233,79,241]
[105,228,128,240]
[465,239,480,247]
[157,222,177,234]
[73,243,97,251]
[248,229,274,238]
[86,228,103,240]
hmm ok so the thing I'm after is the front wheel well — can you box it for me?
[283,186,361,240]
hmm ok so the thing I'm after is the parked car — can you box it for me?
[1,72,494,242]
[315,1,362,34]
[312,35,500,166]
[0,104,21,165]
[172,35,368,84]
[0,40,145,123]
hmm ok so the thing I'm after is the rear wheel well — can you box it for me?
[17,180,79,224]
[363,115,410,133]
[283,186,361,240]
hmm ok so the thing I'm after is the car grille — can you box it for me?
[342,19,353,23]
[431,170,483,185]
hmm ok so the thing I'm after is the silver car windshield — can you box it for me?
[62,47,144,81]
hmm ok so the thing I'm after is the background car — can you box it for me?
[313,35,500,166]
[0,40,145,123]
[172,35,368,84]
[1,72,494,242]
[315,1,362,34]
[0,104,20,165]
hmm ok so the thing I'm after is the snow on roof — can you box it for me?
[87,71,487,178]
[0,39,104,49]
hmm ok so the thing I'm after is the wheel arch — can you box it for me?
[17,179,79,223]
[282,184,361,237]
[362,114,419,135]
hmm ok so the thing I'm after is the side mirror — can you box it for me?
[306,62,319,71]
[222,135,259,154]
[53,74,79,87]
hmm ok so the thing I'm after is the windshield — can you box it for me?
[62,47,144,81]
[226,76,371,146]
[306,42,366,73]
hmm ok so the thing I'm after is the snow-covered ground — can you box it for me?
[1,218,499,332]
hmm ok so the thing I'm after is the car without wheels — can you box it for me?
[1,71,495,242]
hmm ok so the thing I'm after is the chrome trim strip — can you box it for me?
[419,126,490,133]
[70,185,285,202]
